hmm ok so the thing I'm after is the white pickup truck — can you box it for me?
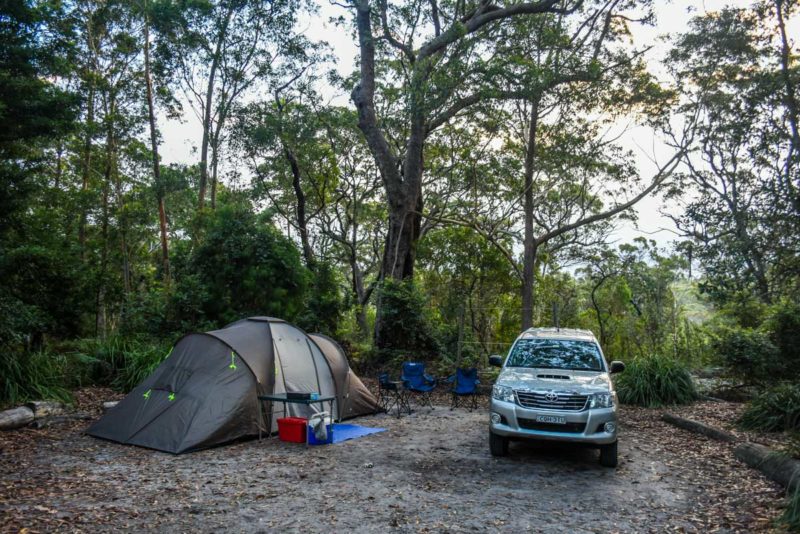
[488,327,625,467]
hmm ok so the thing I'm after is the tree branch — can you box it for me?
[426,71,597,133]
[535,147,686,246]
[419,0,583,61]
[378,0,415,62]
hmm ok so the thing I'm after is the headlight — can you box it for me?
[492,385,515,403]
[588,393,613,408]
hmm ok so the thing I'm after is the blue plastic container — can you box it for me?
[307,423,333,445]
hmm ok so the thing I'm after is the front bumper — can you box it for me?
[489,398,617,445]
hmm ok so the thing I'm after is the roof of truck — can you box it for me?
[519,327,597,341]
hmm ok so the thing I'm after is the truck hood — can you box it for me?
[497,367,612,394]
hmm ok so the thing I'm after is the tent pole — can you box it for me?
[306,339,324,414]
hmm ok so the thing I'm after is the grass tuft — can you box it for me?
[615,354,697,407]
[0,336,173,407]
[0,351,75,407]
[72,337,171,392]
[739,383,800,433]
[781,485,800,532]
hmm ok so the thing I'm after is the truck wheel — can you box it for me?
[489,431,509,457]
[599,441,618,467]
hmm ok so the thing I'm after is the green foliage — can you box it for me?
[170,206,308,328]
[0,335,176,406]
[0,0,77,235]
[765,301,800,375]
[739,383,800,433]
[615,355,697,407]
[418,226,518,360]
[0,351,75,407]
[296,261,344,336]
[373,279,440,361]
[714,328,780,384]
[72,336,172,392]
[668,6,800,306]
[0,245,88,344]
[578,241,707,366]
[781,485,800,532]
[715,292,769,329]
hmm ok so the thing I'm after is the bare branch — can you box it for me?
[535,147,687,246]
[378,0,415,62]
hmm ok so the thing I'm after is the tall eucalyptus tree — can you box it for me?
[155,0,306,210]
[668,3,800,306]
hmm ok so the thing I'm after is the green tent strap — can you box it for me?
[168,392,175,402]
[143,389,151,400]
[229,352,237,370]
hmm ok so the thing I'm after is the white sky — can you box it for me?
[157,0,792,252]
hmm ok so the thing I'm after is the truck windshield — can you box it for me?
[505,339,604,371]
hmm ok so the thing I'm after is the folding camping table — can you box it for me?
[257,393,337,447]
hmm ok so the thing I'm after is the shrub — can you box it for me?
[170,206,308,329]
[616,355,697,407]
[75,336,172,392]
[0,246,88,348]
[296,261,344,336]
[766,301,800,376]
[781,485,800,532]
[373,279,440,360]
[714,328,780,384]
[739,383,800,433]
[0,351,76,406]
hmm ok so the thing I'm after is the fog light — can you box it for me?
[604,422,616,434]
[490,412,501,424]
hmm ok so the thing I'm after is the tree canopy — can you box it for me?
[0,0,797,383]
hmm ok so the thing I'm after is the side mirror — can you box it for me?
[609,361,625,374]
[489,355,503,367]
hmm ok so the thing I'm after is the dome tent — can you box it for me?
[87,317,380,454]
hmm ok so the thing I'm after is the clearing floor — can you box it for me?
[0,393,787,532]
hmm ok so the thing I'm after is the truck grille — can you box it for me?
[518,419,586,433]
[515,390,588,411]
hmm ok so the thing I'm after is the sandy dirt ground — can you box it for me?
[0,393,787,533]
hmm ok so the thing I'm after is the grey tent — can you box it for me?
[87,317,380,453]
[309,333,382,420]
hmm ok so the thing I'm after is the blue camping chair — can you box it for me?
[447,368,480,411]
[401,362,437,409]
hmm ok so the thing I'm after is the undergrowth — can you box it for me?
[70,337,172,392]
[615,355,697,407]
[0,351,76,407]
[782,485,800,532]
[0,336,172,407]
[739,383,800,433]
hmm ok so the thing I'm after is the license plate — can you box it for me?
[535,415,566,424]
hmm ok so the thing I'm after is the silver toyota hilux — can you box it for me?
[488,327,625,467]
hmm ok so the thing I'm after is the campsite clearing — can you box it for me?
[0,390,785,532]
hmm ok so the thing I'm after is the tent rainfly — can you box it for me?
[87,317,380,453]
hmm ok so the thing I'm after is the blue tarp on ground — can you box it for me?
[310,423,385,445]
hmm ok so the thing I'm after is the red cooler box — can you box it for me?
[277,417,307,443]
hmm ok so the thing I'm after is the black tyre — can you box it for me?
[599,440,618,467]
[489,431,509,457]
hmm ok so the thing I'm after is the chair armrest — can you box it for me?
[444,374,456,383]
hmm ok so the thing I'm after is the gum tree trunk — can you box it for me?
[521,99,540,330]
[143,7,170,282]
